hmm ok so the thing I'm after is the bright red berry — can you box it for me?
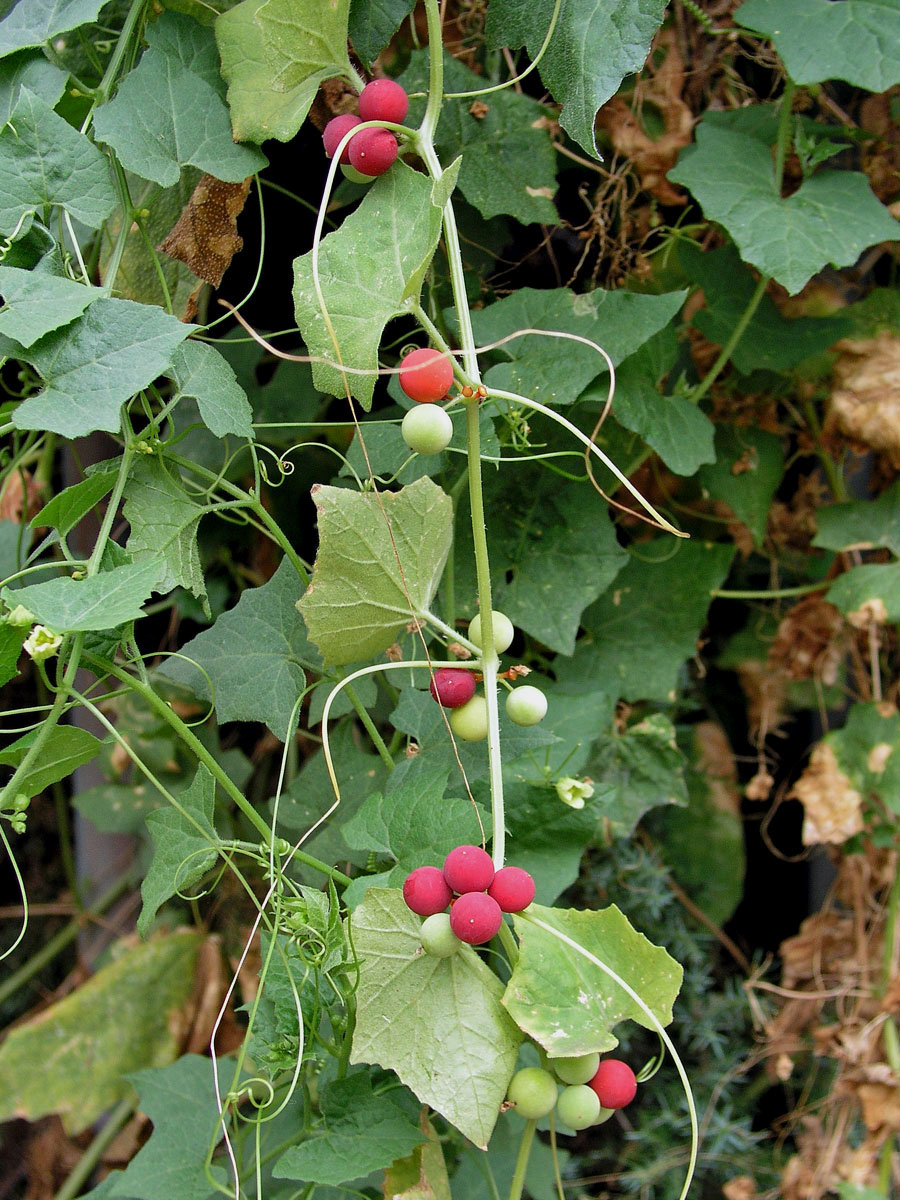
[348,126,398,177]
[430,668,476,709]
[588,1059,637,1110]
[322,114,362,164]
[443,844,494,893]
[399,347,455,403]
[358,78,409,124]
[403,866,452,916]
[449,892,502,944]
[488,866,535,913]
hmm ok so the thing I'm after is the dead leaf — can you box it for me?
[789,742,864,846]
[827,332,900,466]
[158,175,252,290]
[768,595,843,683]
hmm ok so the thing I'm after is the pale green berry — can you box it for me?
[505,684,547,726]
[420,912,462,958]
[449,695,488,742]
[401,405,453,455]
[506,1068,558,1120]
[556,1084,601,1131]
[340,163,375,184]
[552,1052,600,1086]
[468,610,514,654]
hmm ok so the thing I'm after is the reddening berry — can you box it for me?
[449,891,502,944]
[399,347,455,403]
[348,126,398,177]
[358,78,409,124]
[443,844,495,893]
[322,114,362,164]
[403,865,452,916]
[430,668,476,709]
[488,866,535,913]
[588,1059,637,1110]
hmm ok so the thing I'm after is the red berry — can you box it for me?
[449,892,502,944]
[403,866,452,916]
[399,347,455,403]
[322,114,362,164]
[358,79,409,124]
[348,127,398,177]
[430,668,476,709]
[443,844,494,893]
[488,866,535,913]
[588,1059,637,1110]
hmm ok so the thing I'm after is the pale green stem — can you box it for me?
[508,1119,537,1200]
[711,583,826,601]
[343,681,394,769]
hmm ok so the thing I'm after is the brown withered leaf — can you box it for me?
[0,467,44,524]
[158,175,252,289]
[856,1081,900,1131]
[789,741,864,846]
[768,595,843,684]
[827,332,900,466]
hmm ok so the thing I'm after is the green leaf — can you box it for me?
[0,723,102,799]
[485,0,667,157]
[29,468,118,537]
[696,425,784,547]
[144,9,227,94]
[292,164,444,409]
[382,1117,451,1200]
[160,557,312,741]
[123,456,206,601]
[299,478,453,666]
[0,0,105,58]
[826,562,900,623]
[109,1055,224,1200]
[348,0,415,65]
[0,517,25,583]
[0,48,67,120]
[469,286,688,406]
[668,113,900,295]
[273,1072,425,1186]
[168,341,254,439]
[350,888,522,1148]
[735,0,900,91]
[11,297,195,437]
[503,902,683,1057]
[93,14,267,187]
[495,780,596,905]
[0,932,202,1133]
[139,765,218,936]
[451,1115,567,1200]
[2,561,160,631]
[586,713,688,844]
[561,540,736,704]
[0,622,26,688]
[216,0,353,143]
[0,264,103,347]
[814,480,900,556]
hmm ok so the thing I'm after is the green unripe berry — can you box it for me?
[556,1084,601,1131]
[340,163,375,185]
[506,1068,558,1120]
[592,1107,614,1126]
[420,912,462,958]
[505,684,547,727]
[468,610,514,654]
[401,405,453,455]
[552,1052,600,1086]
[448,694,488,742]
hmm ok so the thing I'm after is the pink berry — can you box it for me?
[488,866,535,913]
[322,114,362,164]
[399,347,455,403]
[358,78,409,124]
[449,892,502,944]
[348,127,398,177]
[588,1060,637,1110]
[430,668,476,709]
[403,866,452,916]
[443,844,494,894]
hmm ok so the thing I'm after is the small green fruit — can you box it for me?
[505,684,547,726]
[506,1068,558,1120]
[449,695,488,742]
[401,405,453,455]
[552,1052,600,1086]
[340,163,375,184]
[556,1084,601,1131]
[468,610,514,654]
[420,912,461,958]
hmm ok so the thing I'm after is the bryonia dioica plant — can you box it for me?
[3,0,900,1197]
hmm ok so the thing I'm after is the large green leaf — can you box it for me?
[168,341,254,440]
[161,557,313,741]
[10,297,194,437]
[826,562,900,623]
[0,724,103,800]
[668,113,900,295]
[0,88,117,236]
[814,480,900,556]
[123,456,206,601]
[29,468,118,537]
[273,1072,425,1186]
[0,932,202,1133]
[696,425,784,548]
[503,903,683,1057]
[299,477,453,666]
[2,561,160,631]
[494,780,595,905]
[139,765,219,936]
[350,888,522,1148]
[735,0,900,91]
[0,48,67,122]
[216,0,353,143]
[485,0,668,157]
[348,0,415,65]
[93,14,266,187]
[292,164,444,409]
[0,265,103,347]
[0,622,26,688]
[0,0,105,58]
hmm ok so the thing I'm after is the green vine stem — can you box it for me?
[508,1118,537,1200]
[710,582,826,601]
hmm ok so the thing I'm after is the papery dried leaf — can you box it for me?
[158,174,252,289]
[768,595,843,683]
[827,332,900,466]
[790,741,864,845]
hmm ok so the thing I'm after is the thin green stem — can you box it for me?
[54,1096,136,1200]
[802,396,848,501]
[689,273,769,406]
[710,583,826,601]
[343,682,394,770]
[508,1119,537,1200]
[419,0,445,144]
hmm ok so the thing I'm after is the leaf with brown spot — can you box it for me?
[158,174,251,288]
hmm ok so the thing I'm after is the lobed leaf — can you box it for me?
[2,560,160,632]
[0,0,105,58]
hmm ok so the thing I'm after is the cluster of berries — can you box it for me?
[403,844,536,951]
[428,617,548,744]
[506,1056,638,1131]
[322,78,409,181]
